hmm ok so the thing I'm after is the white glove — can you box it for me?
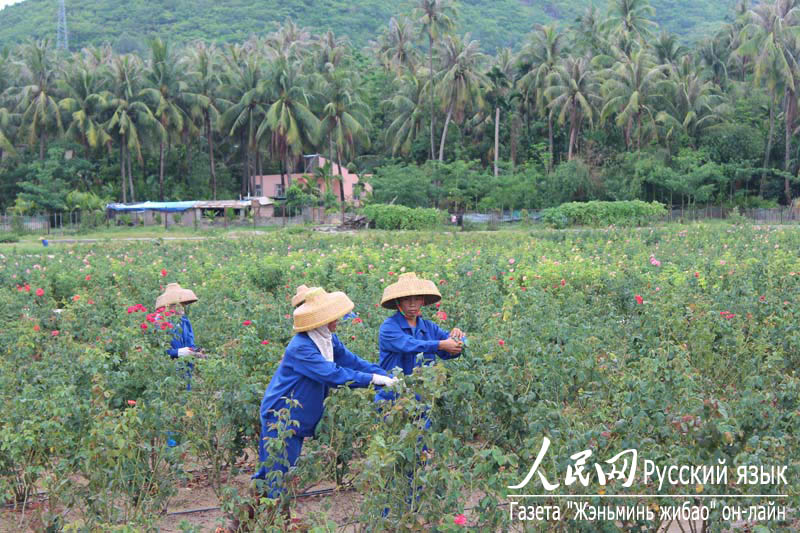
[177,347,193,357]
[371,374,398,387]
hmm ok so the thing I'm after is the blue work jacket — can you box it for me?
[259,332,387,437]
[378,311,462,376]
[166,315,197,359]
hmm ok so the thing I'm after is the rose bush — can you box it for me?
[0,222,798,530]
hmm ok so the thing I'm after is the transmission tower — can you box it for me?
[56,0,69,51]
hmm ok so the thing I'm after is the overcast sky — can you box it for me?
[0,0,24,9]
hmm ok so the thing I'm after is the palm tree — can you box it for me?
[0,107,19,158]
[545,55,599,160]
[257,59,320,201]
[219,46,268,196]
[58,61,111,153]
[738,0,800,201]
[384,74,426,157]
[314,30,349,75]
[656,59,725,148]
[267,19,312,62]
[574,5,607,56]
[415,0,457,160]
[105,54,164,203]
[600,49,668,150]
[485,49,514,175]
[518,25,565,171]
[602,0,658,43]
[436,34,487,161]
[16,40,63,160]
[375,16,419,75]
[184,42,221,198]
[318,68,370,222]
[141,38,189,201]
[653,33,688,74]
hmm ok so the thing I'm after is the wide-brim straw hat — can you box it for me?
[293,288,354,332]
[156,283,198,309]
[380,272,441,309]
[292,284,319,308]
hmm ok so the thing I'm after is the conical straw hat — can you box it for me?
[292,284,319,308]
[156,283,198,309]
[380,272,441,309]
[293,288,354,332]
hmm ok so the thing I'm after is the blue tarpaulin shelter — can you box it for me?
[106,201,198,212]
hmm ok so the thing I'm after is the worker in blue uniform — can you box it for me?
[228,288,396,532]
[375,272,466,518]
[376,272,465,401]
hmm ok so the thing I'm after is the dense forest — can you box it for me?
[0,0,798,215]
[0,0,739,53]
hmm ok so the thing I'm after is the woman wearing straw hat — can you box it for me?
[155,283,205,385]
[234,288,396,531]
[377,272,465,384]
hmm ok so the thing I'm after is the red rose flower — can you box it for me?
[24,284,30,292]
[261,340,270,345]
[353,317,363,324]
[127,400,136,406]
[454,514,467,526]
[161,269,167,277]
[561,279,566,287]
[635,295,643,305]
[35,288,44,297]
[85,275,91,281]
[498,339,505,346]
[33,324,40,332]
[243,320,252,326]
[51,330,59,336]
[72,295,80,302]
[140,323,148,330]
[436,311,447,321]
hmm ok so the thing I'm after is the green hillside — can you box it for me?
[0,0,738,53]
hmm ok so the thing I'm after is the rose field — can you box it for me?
[1,223,799,532]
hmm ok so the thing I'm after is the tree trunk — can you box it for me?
[337,146,346,226]
[547,113,554,173]
[120,140,127,203]
[784,87,796,205]
[206,111,217,200]
[240,131,248,197]
[510,113,518,171]
[158,141,165,201]
[760,94,775,198]
[39,131,46,160]
[568,108,578,161]
[127,146,134,203]
[438,103,453,161]
[494,106,500,177]
[280,158,286,225]
[429,34,436,161]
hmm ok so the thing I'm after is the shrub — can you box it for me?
[541,200,667,228]
[153,212,162,225]
[361,204,443,230]
[247,260,285,293]
[0,232,19,243]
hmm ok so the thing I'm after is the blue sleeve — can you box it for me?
[379,323,440,355]
[291,341,373,388]
[167,336,180,359]
[332,335,387,376]
[431,322,462,360]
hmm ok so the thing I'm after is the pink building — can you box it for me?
[252,155,371,204]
